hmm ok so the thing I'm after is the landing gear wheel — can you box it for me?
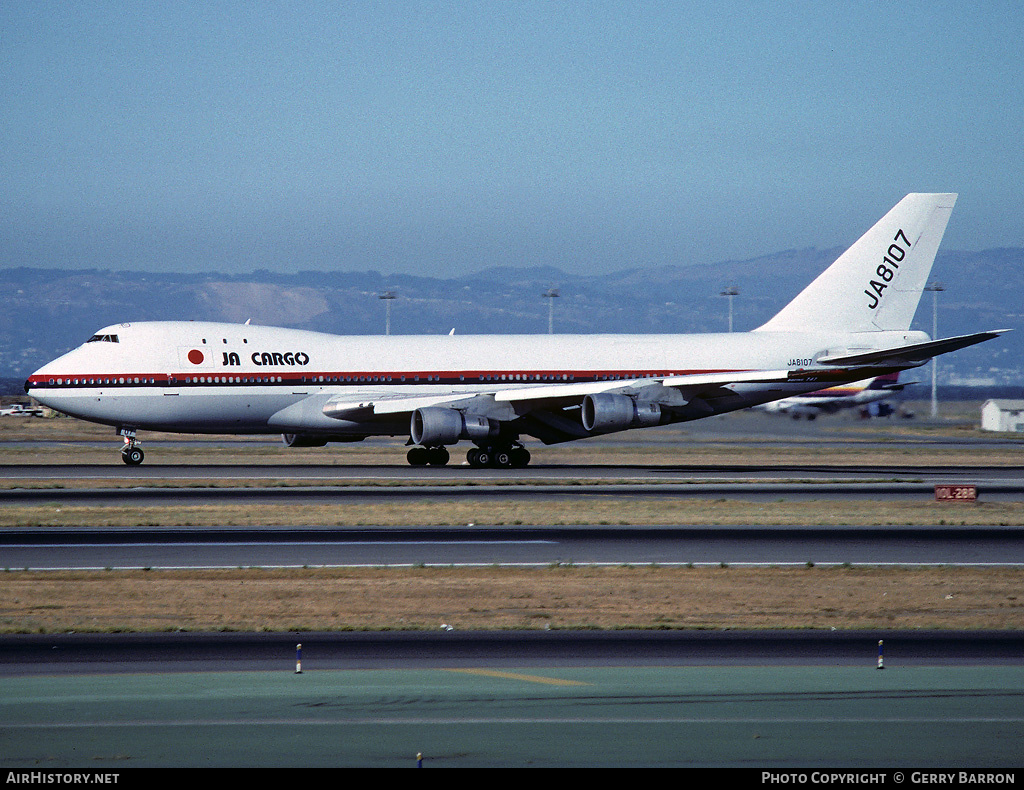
[407,447,430,466]
[467,444,531,469]
[121,446,145,466]
[510,447,531,468]
[408,446,450,466]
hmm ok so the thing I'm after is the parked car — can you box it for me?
[0,404,44,417]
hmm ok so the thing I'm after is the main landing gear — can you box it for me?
[405,443,532,468]
[467,443,531,469]
[406,446,450,466]
[119,429,144,466]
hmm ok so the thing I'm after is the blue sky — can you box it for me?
[3,1,1023,277]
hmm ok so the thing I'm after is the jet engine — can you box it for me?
[410,407,495,446]
[581,393,662,433]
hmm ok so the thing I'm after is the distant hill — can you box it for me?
[2,247,1021,384]
[0,378,27,396]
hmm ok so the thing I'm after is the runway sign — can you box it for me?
[934,484,977,502]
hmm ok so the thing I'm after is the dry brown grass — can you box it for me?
[2,498,1023,528]
[2,566,1022,634]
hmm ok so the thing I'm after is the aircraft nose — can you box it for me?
[25,361,52,396]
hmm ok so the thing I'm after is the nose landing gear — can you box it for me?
[119,428,144,466]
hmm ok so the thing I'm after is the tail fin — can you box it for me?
[866,372,900,390]
[756,193,957,333]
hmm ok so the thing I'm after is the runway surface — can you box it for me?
[5,629,1024,674]
[7,663,1024,768]
[4,524,1024,569]
[5,461,1024,509]
[3,632,1023,767]
[6,460,1024,484]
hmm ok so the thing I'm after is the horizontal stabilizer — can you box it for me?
[817,330,1008,367]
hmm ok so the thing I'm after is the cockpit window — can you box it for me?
[86,334,119,343]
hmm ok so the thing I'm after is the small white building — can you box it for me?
[981,400,1024,432]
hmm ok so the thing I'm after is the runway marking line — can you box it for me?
[442,668,590,686]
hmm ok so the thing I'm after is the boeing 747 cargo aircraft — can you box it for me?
[26,194,1003,467]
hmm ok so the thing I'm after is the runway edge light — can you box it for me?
[877,640,885,670]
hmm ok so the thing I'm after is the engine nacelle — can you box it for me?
[281,433,329,448]
[582,393,662,433]
[410,407,495,446]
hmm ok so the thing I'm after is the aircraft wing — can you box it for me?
[323,391,481,421]
[496,369,801,405]
[318,345,985,441]
[321,368,803,423]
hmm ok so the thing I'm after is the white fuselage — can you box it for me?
[26,320,928,439]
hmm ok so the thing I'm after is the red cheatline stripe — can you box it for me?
[26,368,740,388]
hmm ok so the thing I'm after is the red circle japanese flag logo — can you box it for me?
[188,349,205,365]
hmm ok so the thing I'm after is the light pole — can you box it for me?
[379,290,396,336]
[925,281,945,417]
[720,286,739,332]
[543,288,559,334]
